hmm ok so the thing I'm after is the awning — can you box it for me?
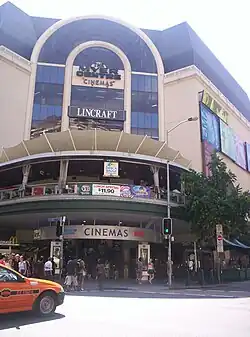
[0,130,192,168]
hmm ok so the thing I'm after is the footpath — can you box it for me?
[62,279,250,293]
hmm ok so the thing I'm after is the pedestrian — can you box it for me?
[77,258,86,291]
[96,259,105,290]
[18,256,27,276]
[65,257,78,292]
[148,259,155,284]
[44,257,53,280]
[136,257,143,284]
[34,256,45,279]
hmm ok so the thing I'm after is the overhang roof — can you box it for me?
[0,130,192,168]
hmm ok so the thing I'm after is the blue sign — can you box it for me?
[200,104,220,150]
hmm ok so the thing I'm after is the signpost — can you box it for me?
[216,224,224,283]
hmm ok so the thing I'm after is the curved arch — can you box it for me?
[24,15,165,141]
[61,41,131,133]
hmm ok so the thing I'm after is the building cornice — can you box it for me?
[164,65,250,130]
[0,46,31,73]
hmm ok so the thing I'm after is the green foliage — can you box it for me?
[178,153,250,244]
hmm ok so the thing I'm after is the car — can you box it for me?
[0,263,64,316]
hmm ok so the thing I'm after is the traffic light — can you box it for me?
[56,220,62,237]
[162,218,172,236]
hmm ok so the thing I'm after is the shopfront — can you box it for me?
[34,225,162,279]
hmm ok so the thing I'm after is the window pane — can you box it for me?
[131,111,138,127]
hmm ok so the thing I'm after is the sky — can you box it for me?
[1,0,250,97]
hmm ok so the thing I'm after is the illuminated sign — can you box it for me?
[72,62,124,89]
[201,91,229,124]
[68,106,126,121]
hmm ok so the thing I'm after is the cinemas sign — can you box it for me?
[72,62,124,89]
[34,226,162,243]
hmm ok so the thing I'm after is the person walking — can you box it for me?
[96,259,105,291]
[148,259,155,284]
[136,257,143,284]
[77,258,86,291]
[44,257,53,280]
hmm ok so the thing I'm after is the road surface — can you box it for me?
[1,288,250,337]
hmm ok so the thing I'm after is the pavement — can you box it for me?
[1,283,250,337]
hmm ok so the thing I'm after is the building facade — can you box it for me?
[0,2,250,276]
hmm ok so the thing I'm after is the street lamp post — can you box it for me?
[166,116,198,287]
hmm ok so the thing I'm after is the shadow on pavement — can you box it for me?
[0,312,65,330]
[65,289,250,300]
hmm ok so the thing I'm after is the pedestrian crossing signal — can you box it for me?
[162,218,172,236]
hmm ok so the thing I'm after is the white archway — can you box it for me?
[24,15,165,141]
[61,41,132,132]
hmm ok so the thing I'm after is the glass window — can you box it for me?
[131,74,158,93]
[36,65,65,84]
[71,86,124,111]
[34,83,64,106]
[0,267,19,282]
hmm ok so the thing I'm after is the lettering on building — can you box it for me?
[83,227,129,238]
[76,62,121,80]
[68,106,126,121]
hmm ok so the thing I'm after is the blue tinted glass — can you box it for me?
[151,76,157,93]
[132,75,138,91]
[144,76,152,92]
[138,75,145,91]
[144,113,151,128]
[131,111,138,127]
[151,113,158,128]
[36,65,65,84]
[138,112,145,128]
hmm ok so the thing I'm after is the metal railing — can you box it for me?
[0,182,186,205]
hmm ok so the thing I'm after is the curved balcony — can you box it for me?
[0,182,185,207]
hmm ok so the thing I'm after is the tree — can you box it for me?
[177,153,250,246]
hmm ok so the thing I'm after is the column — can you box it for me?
[20,164,31,197]
[58,160,69,194]
[150,165,160,198]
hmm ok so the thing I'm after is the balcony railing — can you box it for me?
[0,182,185,205]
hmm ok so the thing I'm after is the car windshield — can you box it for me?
[0,267,19,282]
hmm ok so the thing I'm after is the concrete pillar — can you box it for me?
[150,165,160,198]
[58,160,69,193]
[20,164,31,196]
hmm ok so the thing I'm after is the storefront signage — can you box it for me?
[103,161,119,177]
[201,90,229,124]
[68,106,126,121]
[131,185,151,198]
[34,225,162,243]
[72,62,124,89]
[77,184,92,195]
[0,236,19,246]
[92,184,120,197]
[76,62,121,80]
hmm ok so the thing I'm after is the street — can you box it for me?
[1,285,250,337]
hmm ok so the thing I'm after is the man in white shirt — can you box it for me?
[44,257,53,280]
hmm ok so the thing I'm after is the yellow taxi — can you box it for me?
[0,263,64,316]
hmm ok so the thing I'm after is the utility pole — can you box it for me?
[59,216,66,279]
[166,161,172,287]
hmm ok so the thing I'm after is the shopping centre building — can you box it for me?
[0,2,250,277]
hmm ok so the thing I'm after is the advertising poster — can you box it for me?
[131,185,151,198]
[77,184,92,195]
[103,161,119,177]
[202,140,214,177]
[220,120,236,161]
[200,104,220,150]
[235,136,247,170]
[120,185,133,198]
[32,186,45,196]
[92,184,121,197]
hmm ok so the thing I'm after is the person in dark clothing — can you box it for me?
[34,256,45,279]
[96,259,105,290]
[65,257,78,292]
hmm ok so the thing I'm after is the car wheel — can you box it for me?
[35,292,56,316]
